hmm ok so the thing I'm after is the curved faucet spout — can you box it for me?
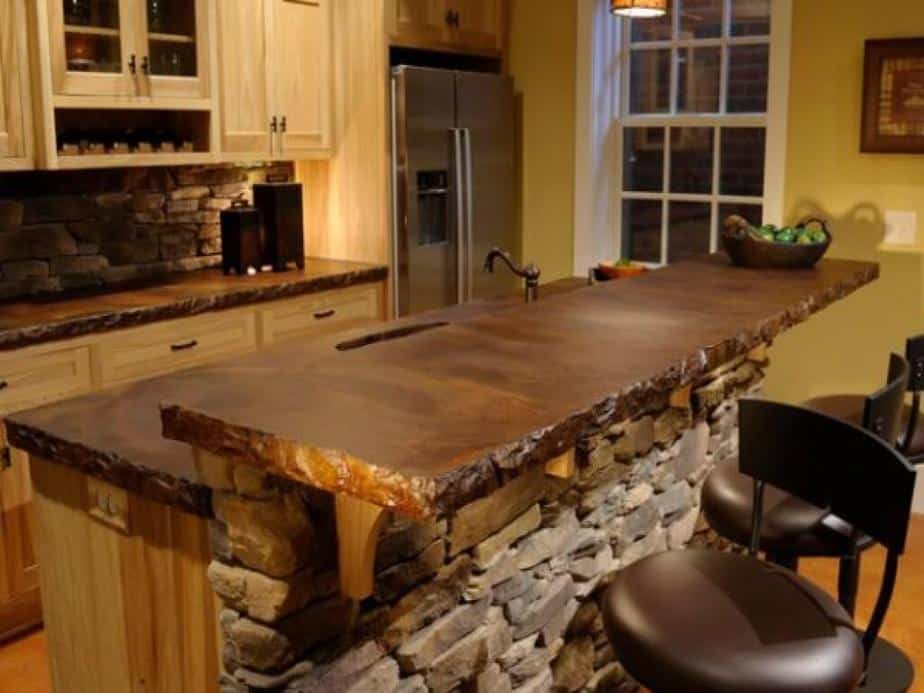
[483,247,541,303]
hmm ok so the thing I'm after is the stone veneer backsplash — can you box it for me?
[0,162,294,301]
[202,351,764,693]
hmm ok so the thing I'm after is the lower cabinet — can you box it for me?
[0,280,385,642]
[0,444,40,641]
[30,458,219,692]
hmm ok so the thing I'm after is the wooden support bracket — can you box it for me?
[545,449,576,479]
[335,494,390,600]
[669,383,692,410]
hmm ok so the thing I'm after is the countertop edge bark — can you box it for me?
[160,261,880,517]
[0,264,389,352]
[6,420,213,517]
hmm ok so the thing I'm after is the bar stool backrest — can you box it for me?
[739,397,916,660]
[866,353,912,445]
[902,333,924,456]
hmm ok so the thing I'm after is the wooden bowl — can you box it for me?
[722,217,831,270]
[596,263,649,281]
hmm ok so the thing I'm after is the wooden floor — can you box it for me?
[1,516,922,693]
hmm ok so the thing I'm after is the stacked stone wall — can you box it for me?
[0,162,293,299]
[206,350,767,693]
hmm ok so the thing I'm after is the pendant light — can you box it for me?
[609,0,668,18]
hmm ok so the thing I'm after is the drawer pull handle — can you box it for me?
[314,309,336,320]
[0,380,7,391]
[171,339,199,352]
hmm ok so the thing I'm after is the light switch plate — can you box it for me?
[883,210,918,246]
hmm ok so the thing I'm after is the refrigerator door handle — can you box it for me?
[463,128,474,301]
[452,128,466,305]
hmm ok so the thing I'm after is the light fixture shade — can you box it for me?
[610,0,668,18]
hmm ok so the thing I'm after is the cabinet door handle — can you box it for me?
[141,55,150,75]
[128,54,137,74]
[170,339,199,352]
[313,309,336,320]
[280,116,287,134]
[0,380,8,391]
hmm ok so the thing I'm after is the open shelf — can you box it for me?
[53,107,211,168]
[148,32,195,44]
[64,24,120,37]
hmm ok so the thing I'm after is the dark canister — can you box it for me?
[253,182,305,272]
[220,199,264,275]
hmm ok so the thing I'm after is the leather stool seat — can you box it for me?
[702,458,854,556]
[805,394,924,458]
[602,550,865,693]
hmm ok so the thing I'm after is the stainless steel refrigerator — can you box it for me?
[391,66,520,317]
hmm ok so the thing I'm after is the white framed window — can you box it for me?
[611,0,790,265]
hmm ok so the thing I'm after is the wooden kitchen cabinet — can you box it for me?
[387,0,505,57]
[0,278,385,640]
[0,438,41,642]
[217,0,332,159]
[216,0,273,155]
[0,0,34,171]
[390,0,446,48]
[43,0,211,101]
[445,0,504,55]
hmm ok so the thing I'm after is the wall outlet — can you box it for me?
[883,210,918,246]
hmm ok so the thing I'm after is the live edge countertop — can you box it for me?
[0,258,388,352]
[6,257,878,519]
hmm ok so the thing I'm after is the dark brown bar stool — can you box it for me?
[700,353,908,615]
[806,334,924,463]
[602,399,917,693]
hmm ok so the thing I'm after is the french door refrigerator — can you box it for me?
[391,66,520,317]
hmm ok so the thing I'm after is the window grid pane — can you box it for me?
[623,9,770,264]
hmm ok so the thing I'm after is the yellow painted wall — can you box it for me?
[507,0,577,282]
[764,0,924,404]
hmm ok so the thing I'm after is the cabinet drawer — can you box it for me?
[98,310,258,386]
[260,285,382,344]
[0,345,92,415]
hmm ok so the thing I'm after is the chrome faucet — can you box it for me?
[483,247,541,304]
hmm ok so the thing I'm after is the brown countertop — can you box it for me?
[0,258,388,351]
[7,257,878,518]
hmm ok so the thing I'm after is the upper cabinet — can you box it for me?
[47,0,211,100]
[0,0,34,170]
[217,0,332,160]
[387,0,505,57]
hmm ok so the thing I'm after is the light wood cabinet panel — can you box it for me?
[270,0,332,156]
[97,309,258,386]
[217,0,273,155]
[43,0,211,100]
[142,0,212,100]
[0,344,93,416]
[260,284,383,344]
[217,0,332,159]
[446,0,503,55]
[387,0,504,56]
[30,457,219,692]
[46,0,137,97]
[390,0,445,47]
[0,0,33,170]
[0,439,40,641]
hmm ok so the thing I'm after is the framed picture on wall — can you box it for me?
[861,38,924,153]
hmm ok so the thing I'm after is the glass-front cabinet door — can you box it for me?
[142,0,210,99]
[51,0,135,96]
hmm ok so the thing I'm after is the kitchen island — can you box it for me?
[7,257,878,693]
